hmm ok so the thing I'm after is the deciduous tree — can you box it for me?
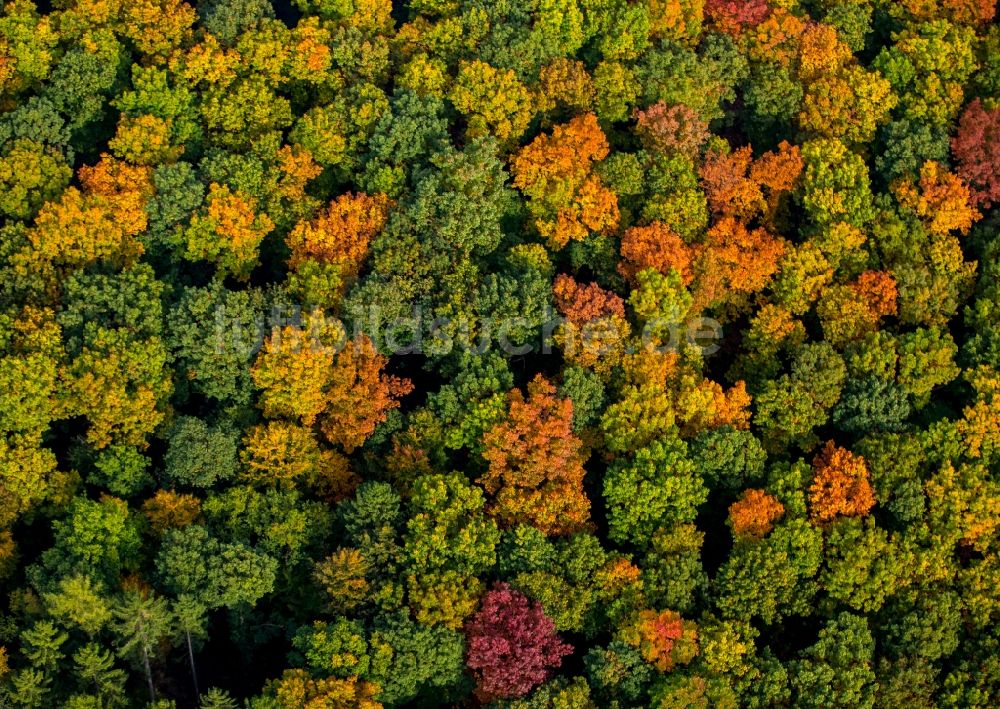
[464,582,573,701]
[728,489,784,540]
[951,98,1000,208]
[480,376,590,536]
[511,113,619,248]
[809,442,877,524]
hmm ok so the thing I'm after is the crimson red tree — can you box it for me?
[952,98,1000,208]
[464,583,573,701]
[706,0,772,34]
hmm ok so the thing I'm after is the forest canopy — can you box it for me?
[0,0,999,707]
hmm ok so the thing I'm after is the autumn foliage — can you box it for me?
[700,146,766,220]
[320,334,413,453]
[24,156,153,269]
[700,142,803,222]
[479,375,590,535]
[893,160,981,235]
[184,183,275,279]
[951,98,1000,208]
[620,609,699,672]
[895,0,996,25]
[729,489,785,539]
[634,101,710,157]
[141,490,201,533]
[809,442,877,523]
[852,271,899,320]
[271,670,381,709]
[250,325,338,426]
[286,192,392,277]
[618,221,695,284]
[241,421,357,498]
[706,0,771,35]
[252,329,412,453]
[551,275,631,373]
[2,0,1000,705]
[552,274,626,323]
[511,113,619,247]
[696,217,786,307]
[464,583,572,700]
